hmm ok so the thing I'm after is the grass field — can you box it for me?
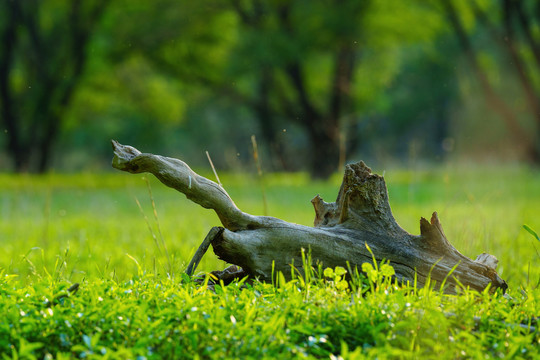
[0,165,539,359]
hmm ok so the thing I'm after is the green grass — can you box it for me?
[0,166,539,359]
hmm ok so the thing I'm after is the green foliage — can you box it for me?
[361,261,395,285]
[323,266,349,291]
[0,262,538,358]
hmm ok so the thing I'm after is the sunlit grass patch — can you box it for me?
[0,167,539,358]
[0,257,538,359]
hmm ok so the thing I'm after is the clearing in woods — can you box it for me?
[0,166,538,358]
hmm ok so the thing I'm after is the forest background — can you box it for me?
[1,0,540,178]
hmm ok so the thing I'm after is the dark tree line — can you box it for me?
[224,0,367,178]
[0,0,539,177]
[0,0,107,172]
[105,0,368,179]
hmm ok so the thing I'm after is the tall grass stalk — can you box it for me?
[251,135,268,216]
[133,181,173,278]
[523,224,540,289]
[205,150,222,187]
[143,177,172,277]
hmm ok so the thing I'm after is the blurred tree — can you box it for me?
[0,0,458,173]
[0,0,108,172]
[229,0,447,175]
[105,0,358,177]
[106,0,444,179]
[440,0,540,162]
[229,0,365,178]
[379,39,459,160]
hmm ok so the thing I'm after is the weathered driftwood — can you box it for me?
[111,140,507,294]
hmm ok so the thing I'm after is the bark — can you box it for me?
[112,141,507,294]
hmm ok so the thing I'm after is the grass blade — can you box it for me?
[523,225,540,241]
[206,150,222,187]
[251,135,268,216]
[143,177,173,277]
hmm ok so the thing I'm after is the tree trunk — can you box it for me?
[0,0,107,173]
[111,141,507,294]
[442,0,534,158]
[307,122,340,179]
[0,3,25,172]
[512,0,540,70]
[501,0,540,163]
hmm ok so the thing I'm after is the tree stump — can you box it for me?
[111,140,507,294]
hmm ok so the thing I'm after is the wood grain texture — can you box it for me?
[112,141,507,294]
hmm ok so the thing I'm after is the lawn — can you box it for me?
[0,164,539,359]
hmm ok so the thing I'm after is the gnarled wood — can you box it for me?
[111,140,507,294]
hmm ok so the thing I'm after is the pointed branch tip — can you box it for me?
[430,212,440,225]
